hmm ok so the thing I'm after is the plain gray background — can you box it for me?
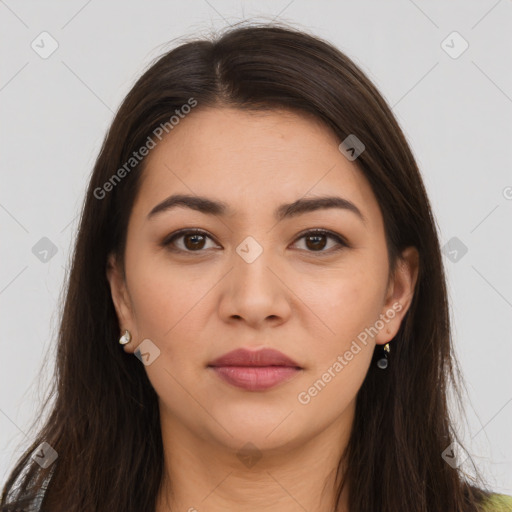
[1,0,511,495]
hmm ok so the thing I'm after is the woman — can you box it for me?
[2,22,511,512]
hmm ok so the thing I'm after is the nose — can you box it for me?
[217,245,292,329]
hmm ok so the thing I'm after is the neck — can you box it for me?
[154,402,353,512]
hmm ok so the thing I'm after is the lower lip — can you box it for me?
[210,366,301,391]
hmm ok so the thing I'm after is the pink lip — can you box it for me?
[209,348,300,367]
[208,348,302,391]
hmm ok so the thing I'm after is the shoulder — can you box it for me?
[481,493,512,512]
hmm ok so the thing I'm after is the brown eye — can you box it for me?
[293,230,348,254]
[162,228,348,255]
[305,233,328,251]
[163,229,218,253]
[182,233,206,250]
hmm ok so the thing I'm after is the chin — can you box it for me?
[204,409,307,452]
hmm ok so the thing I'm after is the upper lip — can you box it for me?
[208,348,301,368]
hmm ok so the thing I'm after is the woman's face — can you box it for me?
[107,106,418,454]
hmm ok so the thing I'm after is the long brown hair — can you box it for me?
[1,21,494,512]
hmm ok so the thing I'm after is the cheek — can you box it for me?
[297,269,384,414]
[123,249,174,340]
[307,259,387,363]
[130,269,174,335]
[127,251,215,344]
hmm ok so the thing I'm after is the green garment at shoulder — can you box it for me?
[481,493,512,512]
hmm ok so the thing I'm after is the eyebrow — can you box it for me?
[147,193,367,225]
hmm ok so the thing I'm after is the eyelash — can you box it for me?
[161,228,348,255]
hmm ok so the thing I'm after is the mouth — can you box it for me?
[208,366,302,391]
[207,347,302,391]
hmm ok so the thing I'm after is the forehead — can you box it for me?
[132,107,381,228]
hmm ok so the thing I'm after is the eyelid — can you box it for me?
[161,228,220,250]
[161,228,349,254]
[294,227,349,248]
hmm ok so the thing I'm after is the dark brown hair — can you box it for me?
[1,21,494,512]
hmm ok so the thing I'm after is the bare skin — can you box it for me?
[106,106,419,512]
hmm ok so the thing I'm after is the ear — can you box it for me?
[106,252,137,353]
[375,246,419,345]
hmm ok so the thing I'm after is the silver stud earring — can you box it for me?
[119,329,132,345]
